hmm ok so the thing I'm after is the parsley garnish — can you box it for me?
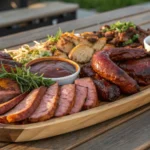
[123,34,139,46]
[102,21,136,33]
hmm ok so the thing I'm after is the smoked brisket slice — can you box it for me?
[70,85,87,114]
[75,77,99,109]
[0,86,47,123]
[0,92,28,115]
[29,83,59,123]
[55,84,75,117]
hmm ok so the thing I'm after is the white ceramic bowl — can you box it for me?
[26,57,80,85]
[144,36,150,52]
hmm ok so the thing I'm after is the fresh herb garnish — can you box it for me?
[0,65,55,93]
[102,21,136,33]
[51,45,57,53]
[123,34,139,46]
[47,28,62,43]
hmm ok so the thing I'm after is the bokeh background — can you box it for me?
[39,0,149,12]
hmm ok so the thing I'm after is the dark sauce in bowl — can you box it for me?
[29,60,76,78]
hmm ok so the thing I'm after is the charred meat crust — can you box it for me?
[80,63,121,101]
[91,48,143,94]
[0,92,28,115]
[0,86,47,123]
[119,57,150,85]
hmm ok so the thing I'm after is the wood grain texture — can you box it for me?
[0,2,78,28]
[73,110,150,150]
[0,86,150,142]
[0,4,149,49]
[0,103,150,150]
[134,141,150,150]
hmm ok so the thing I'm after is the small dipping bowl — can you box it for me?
[26,57,80,85]
[144,36,150,52]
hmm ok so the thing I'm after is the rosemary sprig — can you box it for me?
[0,65,55,93]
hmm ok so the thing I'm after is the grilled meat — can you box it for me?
[97,23,150,47]
[70,85,88,114]
[75,78,99,109]
[55,84,75,117]
[0,92,28,115]
[107,48,147,61]
[80,63,95,78]
[29,83,59,122]
[119,57,150,85]
[93,75,120,102]
[80,63,120,101]
[0,78,21,104]
[0,86,47,123]
[91,48,147,94]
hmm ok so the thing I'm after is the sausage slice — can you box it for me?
[29,83,59,123]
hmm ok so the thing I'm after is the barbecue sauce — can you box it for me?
[30,60,76,78]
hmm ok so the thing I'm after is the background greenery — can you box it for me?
[38,0,149,12]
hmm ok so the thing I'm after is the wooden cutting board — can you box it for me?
[0,85,150,142]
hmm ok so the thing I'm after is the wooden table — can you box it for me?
[0,3,150,150]
[0,1,78,36]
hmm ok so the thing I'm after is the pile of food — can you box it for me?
[0,21,149,125]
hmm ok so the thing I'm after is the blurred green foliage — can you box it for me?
[62,0,149,11]
[39,0,149,12]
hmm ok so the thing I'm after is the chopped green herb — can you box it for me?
[123,39,133,46]
[102,21,136,33]
[132,34,139,41]
[0,65,55,93]
[51,46,57,53]
[123,34,139,46]
[47,28,62,43]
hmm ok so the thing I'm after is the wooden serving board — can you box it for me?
[0,86,150,142]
